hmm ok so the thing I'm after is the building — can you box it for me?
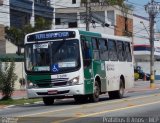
[0,0,54,90]
[53,1,133,36]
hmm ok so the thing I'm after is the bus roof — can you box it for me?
[25,29,131,43]
[78,30,131,42]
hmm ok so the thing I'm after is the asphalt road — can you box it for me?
[0,87,160,123]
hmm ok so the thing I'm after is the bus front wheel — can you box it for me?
[89,81,100,102]
[43,97,54,105]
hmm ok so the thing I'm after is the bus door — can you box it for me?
[92,38,107,93]
[81,36,93,94]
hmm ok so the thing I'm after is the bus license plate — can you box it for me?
[48,90,57,95]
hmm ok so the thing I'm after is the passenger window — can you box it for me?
[117,41,125,61]
[92,38,100,60]
[98,38,108,61]
[81,36,92,67]
[108,39,117,61]
[124,42,132,62]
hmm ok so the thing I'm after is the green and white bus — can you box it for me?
[24,29,134,105]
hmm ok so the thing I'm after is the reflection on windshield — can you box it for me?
[51,40,80,73]
[25,43,50,72]
[25,39,80,73]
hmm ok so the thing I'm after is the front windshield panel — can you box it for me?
[51,39,80,73]
[25,39,80,73]
[25,43,50,72]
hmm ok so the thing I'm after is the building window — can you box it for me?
[55,18,61,25]
[35,0,50,6]
[72,0,76,4]
[107,10,115,26]
[68,22,77,28]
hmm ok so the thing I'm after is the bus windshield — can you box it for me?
[25,39,80,73]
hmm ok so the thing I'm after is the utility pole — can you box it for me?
[86,0,91,31]
[30,0,35,27]
[145,0,160,88]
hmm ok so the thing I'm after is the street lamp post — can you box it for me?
[145,0,160,88]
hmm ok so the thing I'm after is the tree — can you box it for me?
[0,62,17,100]
[5,17,52,55]
[106,0,124,6]
[34,17,52,31]
[5,27,24,55]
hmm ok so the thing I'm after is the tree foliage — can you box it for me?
[106,0,124,6]
[0,62,17,100]
[5,17,52,55]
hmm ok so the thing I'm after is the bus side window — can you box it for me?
[108,39,118,61]
[92,38,100,60]
[81,36,91,67]
[98,38,108,61]
[124,42,132,62]
[117,41,125,61]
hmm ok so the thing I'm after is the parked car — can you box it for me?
[134,66,150,81]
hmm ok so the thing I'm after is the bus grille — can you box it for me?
[36,78,69,87]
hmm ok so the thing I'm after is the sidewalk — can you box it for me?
[126,80,160,93]
[0,90,27,100]
[0,80,159,109]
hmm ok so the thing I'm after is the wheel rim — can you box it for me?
[94,84,100,98]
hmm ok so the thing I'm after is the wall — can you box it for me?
[1,62,25,90]
[51,0,81,8]
[115,14,133,36]
[0,0,10,27]
[0,24,5,54]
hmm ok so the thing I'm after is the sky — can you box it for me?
[127,0,160,31]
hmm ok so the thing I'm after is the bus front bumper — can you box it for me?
[27,84,84,98]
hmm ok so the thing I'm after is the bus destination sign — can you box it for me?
[27,31,76,42]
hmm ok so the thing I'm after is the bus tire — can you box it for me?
[116,78,125,99]
[108,79,125,99]
[43,97,54,105]
[89,81,100,102]
[108,91,116,99]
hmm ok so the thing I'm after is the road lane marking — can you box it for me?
[20,93,160,117]
[53,100,160,123]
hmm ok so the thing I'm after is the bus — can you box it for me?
[24,29,134,105]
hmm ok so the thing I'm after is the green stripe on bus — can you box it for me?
[27,75,51,84]
[79,30,102,37]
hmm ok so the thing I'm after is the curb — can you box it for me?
[126,87,160,93]
[0,101,43,109]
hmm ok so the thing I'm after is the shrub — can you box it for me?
[0,62,17,100]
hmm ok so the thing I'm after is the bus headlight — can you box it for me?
[27,81,38,88]
[67,76,79,85]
